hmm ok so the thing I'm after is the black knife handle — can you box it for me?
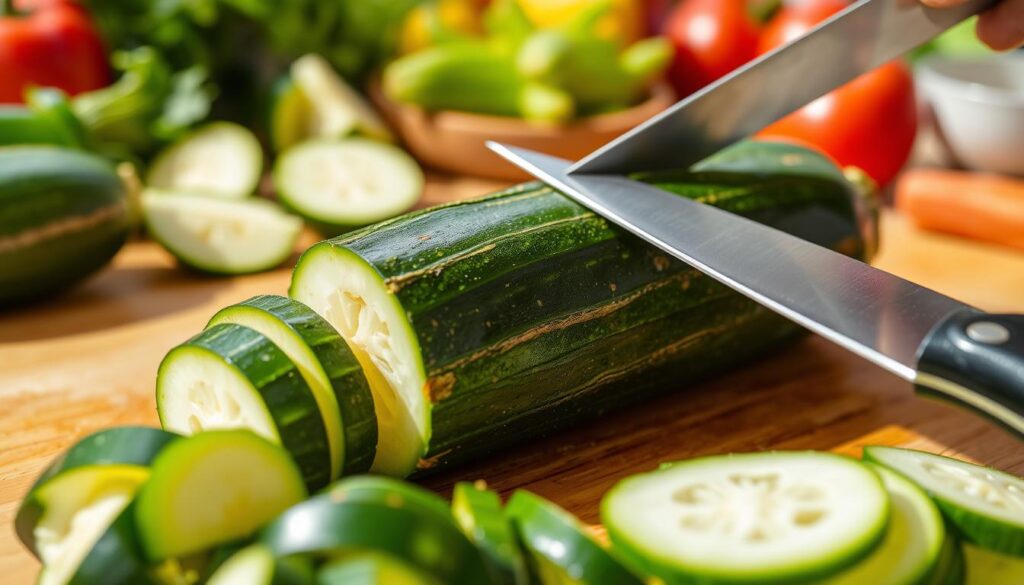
[916,309,1024,439]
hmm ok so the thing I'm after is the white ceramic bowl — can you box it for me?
[917,54,1024,176]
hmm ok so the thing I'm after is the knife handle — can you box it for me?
[916,309,1024,439]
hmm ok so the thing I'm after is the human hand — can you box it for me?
[922,0,1024,50]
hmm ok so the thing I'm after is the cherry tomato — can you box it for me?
[756,0,917,186]
[663,0,760,98]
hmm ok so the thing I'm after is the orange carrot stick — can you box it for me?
[896,168,1024,252]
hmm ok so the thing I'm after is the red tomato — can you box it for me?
[663,0,760,98]
[0,0,110,104]
[756,0,917,186]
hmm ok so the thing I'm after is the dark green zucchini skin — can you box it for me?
[301,140,873,472]
[15,426,180,556]
[0,146,131,307]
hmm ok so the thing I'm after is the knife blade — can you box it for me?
[569,0,996,175]
[490,143,1024,437]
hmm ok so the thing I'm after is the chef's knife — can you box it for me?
[490,144,1024,437]
[570,0,996,175]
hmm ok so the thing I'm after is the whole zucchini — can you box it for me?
[290,140,875,477]
[0,146,131,306]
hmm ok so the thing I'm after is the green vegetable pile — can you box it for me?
[383,0,672,122]
[16,424,1024,584]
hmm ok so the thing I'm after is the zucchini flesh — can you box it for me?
[290,54,392,141]
[863,446,1024,556]
[135,430,307,560]
[821,465,946,585]
[507,490,643,585]
[290,140,871,476]
[273,138,423,234]
[158,323,333,490]
[207,544,312,585]
[317,554,437,585]
[601,452,889,583]
[452,482,530,585]
[207,295,378,478]
[142,191,302,275]
[145,122,263,198]
[963,542,1024,584]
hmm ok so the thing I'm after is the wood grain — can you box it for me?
[2,176,1023,584]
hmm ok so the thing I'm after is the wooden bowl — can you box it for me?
[371,82,676,180]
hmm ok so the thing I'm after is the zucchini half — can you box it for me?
[208,295,378,478]
[290,140,872,477]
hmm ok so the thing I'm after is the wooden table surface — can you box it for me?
[2,176,1023,583]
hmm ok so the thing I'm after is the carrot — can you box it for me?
[896,168,1024,252]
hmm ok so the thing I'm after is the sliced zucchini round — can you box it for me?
[821,464,947,585]
[135,430,307,560]
[317,553,437,585]
[963,541,1024,584]
[326,475,452,522]
[290,245,428,477]
[38,501,159,585]
[290,54,392,141]
[208,295,378,478]
[269,76,312,154]
[142,190,302,275]
[207,544,313,585]
[452,482,530,585]
[273,139,423,235]
[507,490,644,585]
[157,323,333,490]
[864,446,1024,556]
[260,493,491,584]
[601,452,890,584]
[145,122,263,198]
[16,427,178,560]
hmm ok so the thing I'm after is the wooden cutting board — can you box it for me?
[2,176,1023,583]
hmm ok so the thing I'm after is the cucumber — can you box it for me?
[289,54,392,142]
[289,140,871,476]
[268,77,311,154]
[452,482,530,585]
[260,492,492,584]
[273,139,423,235]
[207,544,313,585]
[157,323,333,490]
[142,190,302,275]
[863,446,1024,556]
[37,501,159,585]
[507,490,644,585]
[135,430,307,560]
[821,464,947,585]
[145,122,263,198]
[207,295,378,478]
[15,427,178,562]
[0,147,130,306]
[317,554,437,585]
[963,542,1024,584]
[601,452,890,584]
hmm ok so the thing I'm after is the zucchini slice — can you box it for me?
[601,452,889,584]
[507,490,644,585]
[157,323,333,490]
[317,554,437,585]
[38,501,159,585]
[135,430,307,560]
[452,482,530,585]
[821,464,947,585]
[207,544,312,585]
[963,542,1024,584]
[326,475,452,522]
[146,122,263,198]
[208,295,378,478]
[16,427,178,563]
[269,77,311,154]
[260,493,492,584]
[864,446,1024,556]
[273,139,423,235]
[142,190,302,275]
[290,54,392,141]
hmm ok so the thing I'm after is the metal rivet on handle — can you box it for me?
[966,321,1011,345]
